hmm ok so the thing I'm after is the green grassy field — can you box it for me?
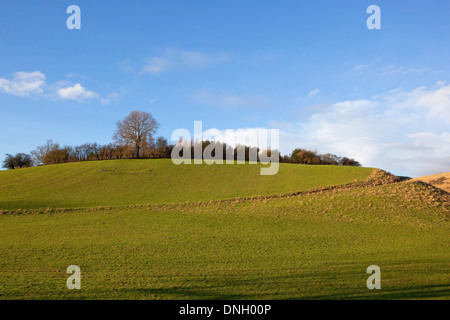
[0,159,371,210]
[0,161,449,300]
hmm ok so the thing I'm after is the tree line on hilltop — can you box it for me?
[2,110,361,169]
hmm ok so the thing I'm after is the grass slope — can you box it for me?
[0,159,371,210]
[0,179,449,299]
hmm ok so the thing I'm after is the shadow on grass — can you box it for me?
[307,284,450,300]
[110,279,450,300]
[0,200,80,211]
[107,284,450,300]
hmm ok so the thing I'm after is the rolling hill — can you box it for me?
[0,159,371,210]
[0,160,448,300]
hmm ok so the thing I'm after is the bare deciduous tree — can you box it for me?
[31,140,59,166]
[113,111,159,158]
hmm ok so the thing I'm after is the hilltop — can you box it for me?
[413,172,450,193]
[0,159,371,210]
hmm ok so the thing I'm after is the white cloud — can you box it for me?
[0,71,46,96]
[307,88,320,98]
[0,71,112,104]
[415,85,450,122]
[272,82,450,177]
[56,83,99,101]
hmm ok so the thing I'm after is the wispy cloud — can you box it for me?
[66,72,89,79]
[136,49,230,75]
[121,49,278,75]
[100,92,121,105]
[381,65,433,75]
[143,56,172,75]
[190,89,270,109]
[353,64,373,71]
[307,88,320,98]
[117,60,135,73]
[352,63,434,75]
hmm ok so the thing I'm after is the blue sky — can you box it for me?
[1,0,449,177]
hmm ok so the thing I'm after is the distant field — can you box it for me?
[0,159,371,210]
[0,180,448,299]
